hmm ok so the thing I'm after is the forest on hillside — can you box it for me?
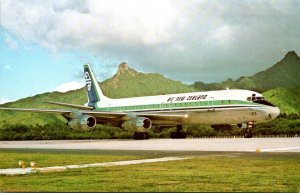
[1,114,299,140]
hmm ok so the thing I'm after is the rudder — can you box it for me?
[83,63,108,107]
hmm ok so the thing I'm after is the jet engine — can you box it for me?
[67,114,97,131]
[121,117,152,132]
[237,123,248,129]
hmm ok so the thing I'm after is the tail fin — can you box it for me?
[83,63,108,106]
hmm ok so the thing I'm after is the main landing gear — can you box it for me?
[244,122,254,138]
[244,129,253,138]
[170,125,187,139]
[133,132,149,140]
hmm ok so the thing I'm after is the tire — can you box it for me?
[170,132,177,139]
[248,131,253,138]
[244,131,253,138]
[180,132,187,139]
[170,132,187,139]
[133,132,149,140]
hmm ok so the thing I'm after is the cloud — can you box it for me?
[4,34,18,50]
[55,81,85,93]
[1,0,180,50]
[0,97,14,104]
[1,0,300,83]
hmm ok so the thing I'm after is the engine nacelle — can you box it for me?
[121,117,152,132]
[237,123,248,129]
[67,115,97,131]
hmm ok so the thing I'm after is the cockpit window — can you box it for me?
[253,99,275,107]
[247,94,275,107]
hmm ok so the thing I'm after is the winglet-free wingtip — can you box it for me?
[83,63,90,68]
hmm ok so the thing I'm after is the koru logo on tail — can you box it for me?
[85,72,92,91]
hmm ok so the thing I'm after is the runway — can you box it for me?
[1,137,299,152]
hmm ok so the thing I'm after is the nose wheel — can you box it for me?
[244,122,254,138]
[244,129,253,138]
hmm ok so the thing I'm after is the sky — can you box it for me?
[0,0,300,104]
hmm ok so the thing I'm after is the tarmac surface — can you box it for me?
[1,137,299,152]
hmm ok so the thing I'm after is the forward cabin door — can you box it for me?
[208,97,214,111]
[160,101,173,111]
[169,101,173,111]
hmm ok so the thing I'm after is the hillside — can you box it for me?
[194,51,300,92]
[263,86,300,115]
[100,62,194,98]
[251,51,300,91]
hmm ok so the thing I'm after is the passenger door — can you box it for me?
[208,97,214,111]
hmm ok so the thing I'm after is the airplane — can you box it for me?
[0,64,280,139]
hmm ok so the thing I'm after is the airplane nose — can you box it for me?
[268,107,280,119]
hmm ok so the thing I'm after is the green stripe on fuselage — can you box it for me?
[95,99,258,112]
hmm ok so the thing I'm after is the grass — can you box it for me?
[0,149,156,169]
[0,149,299,192]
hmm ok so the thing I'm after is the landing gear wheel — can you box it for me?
[170,132,187,139]
[133,132,149,140]
[170,125,187,139]
[170,132,177,139]
[180,132,187,138]
[244,129,253,138]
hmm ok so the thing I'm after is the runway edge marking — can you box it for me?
[0,156,191,175]
[245,146,300,152]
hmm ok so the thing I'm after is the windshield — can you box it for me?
[253,99,275,107]
[247,94,275,107]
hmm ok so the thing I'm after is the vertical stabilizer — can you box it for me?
[83,64,108,106]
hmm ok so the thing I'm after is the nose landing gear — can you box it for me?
[244,129,253,138]
[244,122,254,138]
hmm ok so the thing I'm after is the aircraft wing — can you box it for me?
[44,101,93,110]
[0,107,187,125]
[0,107,72,116]
[82,111,187,124]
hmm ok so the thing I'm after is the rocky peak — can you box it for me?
[110,62,139,88]
[118,62,129,72]
[116,62,138,75]
[284,50,298,59]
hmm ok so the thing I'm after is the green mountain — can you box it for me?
[100,62,194,98]
[263,86,300,115]
[194,51,300,92]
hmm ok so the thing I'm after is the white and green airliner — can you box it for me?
[0,64,280,139]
